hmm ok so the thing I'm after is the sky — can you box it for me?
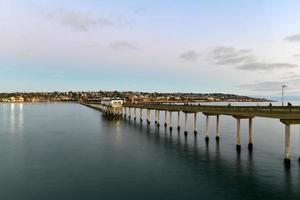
[1,0,300,97]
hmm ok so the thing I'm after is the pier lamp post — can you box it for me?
[282,85,287,106]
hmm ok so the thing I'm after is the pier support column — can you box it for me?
[147,109,150,124]
[248,118,253,150]
[284,124,291,165]
[128,108,131,119]
[164,111,167,127]
[236,119,241,152]
[140,108,143,122]
[184,113,188,135]
[193,113,197,135]
[169,112,173,131]
[216,115,220,141]
[205,115,209,142]
[177,111,180,130]
[123,107,127,117]
[157,110,160,127]
[134,108,137,120]
[155,110,158,124]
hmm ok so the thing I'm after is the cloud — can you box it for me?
[281,71,300,79]
[53,73,64,79]
[45,8,115,31]
[239,81,284,92]
[239,78,300,94]
[284,34,300,42]
[179,50,200,62]
[292,53,300,58]
[208,46,255,65]
[133,8,147,15]
[208,46,298,71]
[108,41,138,50]
[237,62,297,71]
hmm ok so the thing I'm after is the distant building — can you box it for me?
[1,98,9,102]
[16,97,24,102]
[10,97,15,102]
[101,98,124,107]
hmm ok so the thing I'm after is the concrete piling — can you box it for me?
[205,115,209,142]
[236,118,241,152]
[248,118,253,150]
[164,111,167,127]
[184,113,188,135]
[169,111,173,131]
[157,110,160,127]
[128,108,131,119]
[177,111,180,130]
[284,124,291,165]
[216,115,220,141]
[194,113,197,134]
[147,109,150,124]
[134,108,137,120]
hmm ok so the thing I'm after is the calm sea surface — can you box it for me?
[0,103,299,200]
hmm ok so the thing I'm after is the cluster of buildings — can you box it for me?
[0,91,269,103]
[1,96,25,103]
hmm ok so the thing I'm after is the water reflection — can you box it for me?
[116,114,299,198]
[9,104,15,133]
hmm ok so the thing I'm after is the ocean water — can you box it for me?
[0,103,299,200]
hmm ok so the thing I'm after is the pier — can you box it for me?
[81,102,300,166]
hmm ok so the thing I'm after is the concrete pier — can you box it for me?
[248,118,253,150]
[82,102,300,165]
[193,113,197,134]
[236,118,241,152]
[169,112,173,131]
[184,113,188,135]
[155,110,158,124]
[164,111,167,127]
[205,115,209,142]
[177,111,180,130]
